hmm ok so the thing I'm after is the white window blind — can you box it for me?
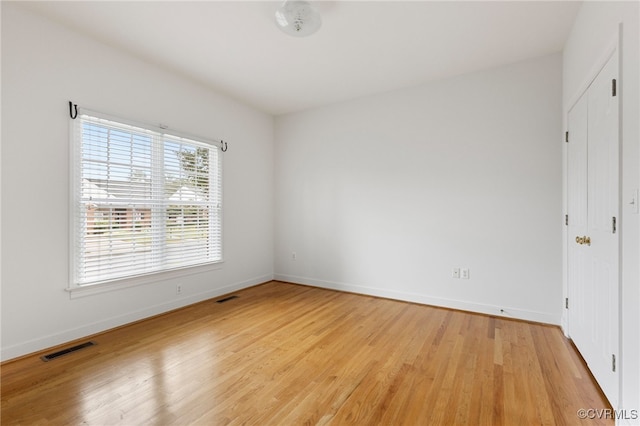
[71,113,222,287]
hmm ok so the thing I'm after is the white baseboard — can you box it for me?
[274,273,560,326]
[5,273,561,362]
[1,274,272,362]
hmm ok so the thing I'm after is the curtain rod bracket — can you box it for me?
[69,101,78,119]
[221,140,228,152]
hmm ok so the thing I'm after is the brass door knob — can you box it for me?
[575,236,591,246]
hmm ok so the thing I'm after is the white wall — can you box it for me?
[562,1,640,417]
[275,54,563,324]
[0,4,274,361]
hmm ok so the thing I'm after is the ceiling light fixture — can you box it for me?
[275,1,322,37]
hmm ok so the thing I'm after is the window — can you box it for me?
[71,112,222,287]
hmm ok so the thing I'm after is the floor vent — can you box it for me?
[41,341,96,362]
[216,295,238,304]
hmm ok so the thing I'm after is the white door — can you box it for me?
[567,50,619,407]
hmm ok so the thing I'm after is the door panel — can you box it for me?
[567,50,619,408]
[567,91,589,357]
[586,51,619,407]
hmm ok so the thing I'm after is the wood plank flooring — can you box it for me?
[1,281,612,425]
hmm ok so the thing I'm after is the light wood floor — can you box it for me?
[2,281,611,425]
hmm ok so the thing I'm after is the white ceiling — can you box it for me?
[19,1,581,115]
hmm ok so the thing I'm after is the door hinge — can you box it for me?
[612,216,617,233]
[565,297,569,309]
[565,214,569,226]
[612,79,617,97]
[612,354,616,372]
[565,131,569,143]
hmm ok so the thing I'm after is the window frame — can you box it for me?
[68,109,224,297]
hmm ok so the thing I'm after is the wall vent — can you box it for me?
[41,341,96,362]
[216,295,238,304]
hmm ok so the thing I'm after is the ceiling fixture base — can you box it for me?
[275,1,322,37]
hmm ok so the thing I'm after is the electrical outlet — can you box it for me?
[461,268,470,279]
[452,268,460,278]
[176,284,182,295]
